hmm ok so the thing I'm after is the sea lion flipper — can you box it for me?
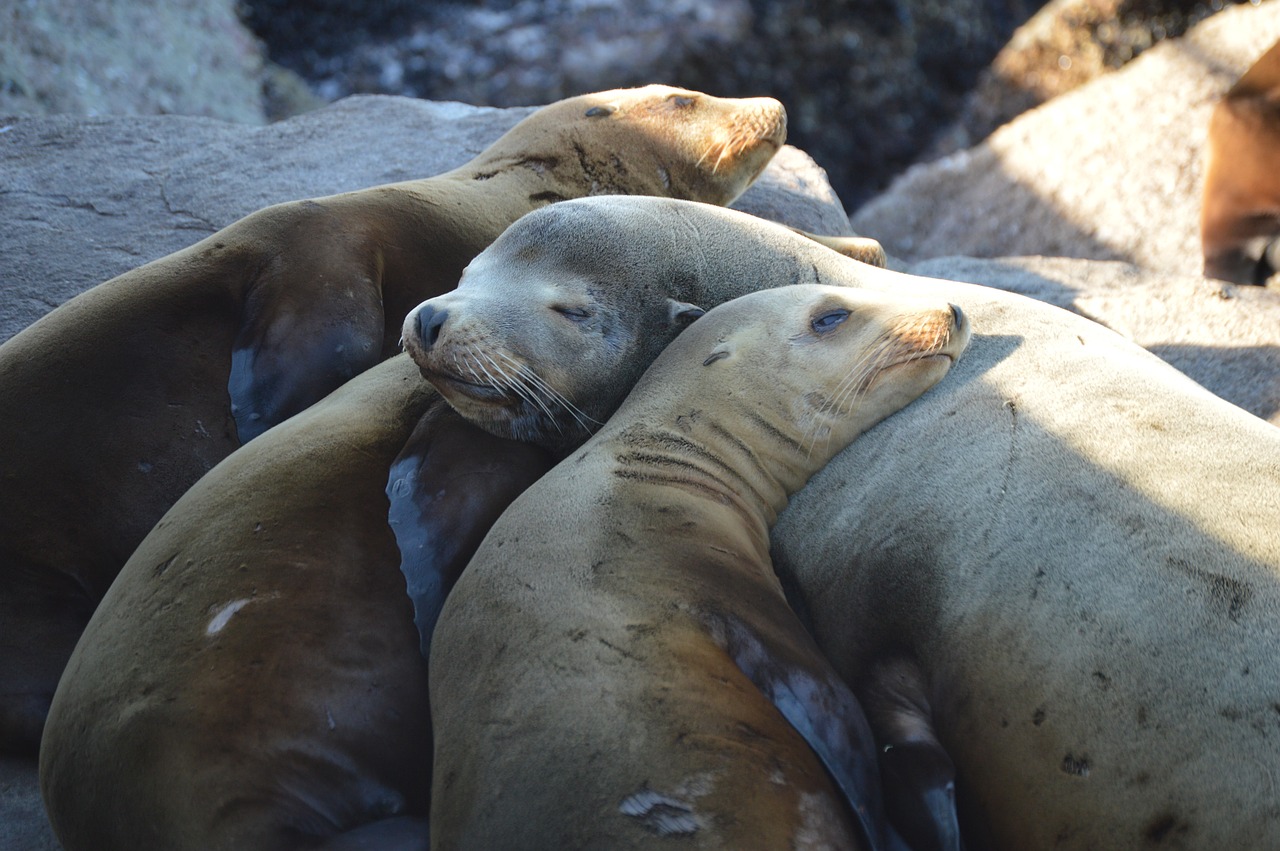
[788,226,887,268]
[230,266,386,442]
[863,655,964,851]
[386,399,553,659]
[706,610,905,851]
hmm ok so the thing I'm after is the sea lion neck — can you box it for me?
[601,411,803,553]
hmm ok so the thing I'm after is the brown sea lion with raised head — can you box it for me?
[1201,38,1280,285]
[429,283,970,850]
[0,85,786,753]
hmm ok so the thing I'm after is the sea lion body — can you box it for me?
[429,284,969,850]
[0,86,786,752]
[771,275,1280,848]
[38,355,553,851]
[1201,38,1280,284]
[403,196,1280,847]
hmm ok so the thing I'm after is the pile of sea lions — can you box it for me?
[3,78,1280,851]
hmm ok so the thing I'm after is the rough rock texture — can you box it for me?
[242,0,1046,209]
[852,1,1280,275]
[0,0,269,123]
[0,94,850,343]
[910,255,1280,423]
[928,0,1253,156]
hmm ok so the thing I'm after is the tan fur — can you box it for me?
[1201,39,1280,284]
[773,274,1280,849]
[0,87,785,753]
[429,284,968,850]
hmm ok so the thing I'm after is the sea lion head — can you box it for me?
[621,284,972,484]
[402,200,711,453]
[475,84,787,207]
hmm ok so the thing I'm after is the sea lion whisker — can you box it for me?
[470,348,561,429]
[494,350,601,435]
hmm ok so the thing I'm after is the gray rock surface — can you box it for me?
[0,0,268,123]
[910,255,1280,424]
[0,94,850,343]
[853,1,1280,276]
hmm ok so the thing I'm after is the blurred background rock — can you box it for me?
[0,0,1262,209]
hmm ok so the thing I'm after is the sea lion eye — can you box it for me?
[553,305,592,322]
[585,105,616,118]
[668,95,696,108]
[811,309,849,333]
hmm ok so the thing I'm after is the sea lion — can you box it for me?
[403,195,1280,846]
[770,275,1280,848]
[428,283,970,850]
[401,196,886,455]
[0,85,786,753]
[1201,38,1280,285]
[38,356,553,851]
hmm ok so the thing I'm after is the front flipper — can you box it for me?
[230,241,386,442]
[386,399,554,659]
[862,655,964,851]
[703,610,907,851]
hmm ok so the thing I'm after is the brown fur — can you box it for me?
[1201,39,1280,284]
[0,86,785,753]
[429,284,968,849]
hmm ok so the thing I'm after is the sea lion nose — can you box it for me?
[949,304,965,327]
[415,305,450,348]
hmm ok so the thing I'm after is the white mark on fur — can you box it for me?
[619,773,716,837]
[206,598,253,636]
[793,792,851,850]
[619,788,701,836]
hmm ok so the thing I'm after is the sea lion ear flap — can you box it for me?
[667,299,706,329]
[702,342,732,366]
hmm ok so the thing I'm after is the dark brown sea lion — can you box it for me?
[428,283,970,850]
[0,85,786,753]
[1201,38,1280,285]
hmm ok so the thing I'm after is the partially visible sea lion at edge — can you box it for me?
[0,85,786,753]
[429,284,970,850]
[1201,38,1280,285]
[771,275,1280,848]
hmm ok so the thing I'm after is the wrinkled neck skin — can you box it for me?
[595,394,839,568]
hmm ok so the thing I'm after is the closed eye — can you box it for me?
[811,309,849,333]
[668,94,696,108]
[553,305,592,322]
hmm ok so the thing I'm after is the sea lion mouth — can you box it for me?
[418,367,508,404]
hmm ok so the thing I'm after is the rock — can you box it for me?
[240,0,1047,209]
[0,0,268,123]
[929,0,1242,156]
[0,93,850,344]
[852,1,1280,276]
[910,254,1280,424]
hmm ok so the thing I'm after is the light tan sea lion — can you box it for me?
[771,274,1280,849]
[0,85,785,753]
[429,283,970,850]
[404,195,1280,847]
[1201,38,1280,285]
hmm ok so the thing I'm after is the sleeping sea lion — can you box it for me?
[429,283,970,850]
[0,85,786,753]
[771,273,1280,849]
